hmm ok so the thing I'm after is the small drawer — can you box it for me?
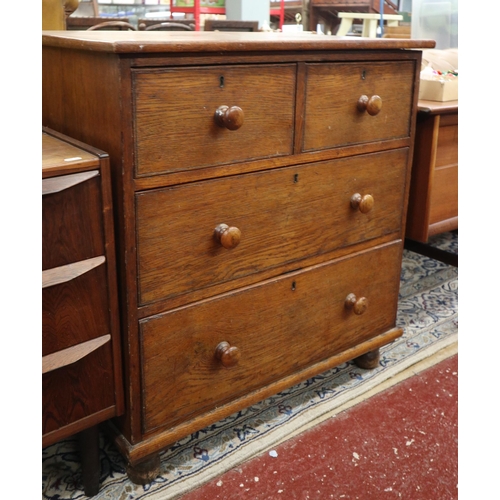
[136,148,408,306]
[303,61,415,152]
[42,172,104,270]
[133,64,296,176]
[42,262,111,356]
[139,241,402,433]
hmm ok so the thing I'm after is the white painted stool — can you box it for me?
[336,12,403,38]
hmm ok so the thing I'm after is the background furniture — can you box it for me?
[382,24,411,38]
[405,100,458,264]
[167,0,301,31]
[169,0,225,31]
[204,19,259,31]
[42,127,124,496]
[270,0,307,31]
[139,21,193,31]
[42,31,434,486]
[309,0,399,34]
[138,18,195,30]
[88,20,137,31]
[42,0,79,29]
[66,16,135,30]
[336,12,403,37]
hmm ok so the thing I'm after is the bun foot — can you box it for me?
[127,454,161,485]
[354,348,380,369]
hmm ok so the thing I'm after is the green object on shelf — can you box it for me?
[174,0,225,7]
[398,11,412,23]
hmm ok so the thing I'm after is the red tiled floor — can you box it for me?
[179,355,458,500]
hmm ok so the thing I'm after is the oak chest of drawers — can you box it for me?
[42,31,434,483]
[42,128,124,494]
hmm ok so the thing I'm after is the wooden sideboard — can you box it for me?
[42,127,124,495]
[309,0,399,34]
[405,100,458,243]
[42,31,434,484]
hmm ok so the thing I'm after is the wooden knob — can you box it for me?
[214,105,245,130]
[357,95,382,116]
[350,193,374,214]
[345,293,368,315]
[214,223,241,249]
[215,341,241,368]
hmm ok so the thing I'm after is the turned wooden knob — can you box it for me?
[350,193,374,214]
[345,293,368,315]
[215,341,241,368]
[357,95,382,116]
[214,223,241,249]
[214,105,245,130]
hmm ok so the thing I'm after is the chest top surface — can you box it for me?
[41,31,435,54]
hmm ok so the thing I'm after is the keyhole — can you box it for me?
[294,173,299,183]
[291,281,296,291]
[219,76,225,88]
[361,70,366,80]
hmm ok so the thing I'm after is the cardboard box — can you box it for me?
[419,77,458,101]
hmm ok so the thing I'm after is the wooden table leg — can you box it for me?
[362,19,378,38]
[78,426,101,496]
[336,17,353,36]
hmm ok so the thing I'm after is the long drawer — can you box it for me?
[303,61,415,152]
[133,64,296,176]
[139,241,402,434]
[136,148,408,306]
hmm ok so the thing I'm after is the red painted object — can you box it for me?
[180,355,458,499]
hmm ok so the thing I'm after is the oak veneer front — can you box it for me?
[303,61,414,150]
[42,32,434,483]
[134,64,296,176]
[140,242,401,434]
[136,149,408,307]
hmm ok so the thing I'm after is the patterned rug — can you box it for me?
[42,232,458,500]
